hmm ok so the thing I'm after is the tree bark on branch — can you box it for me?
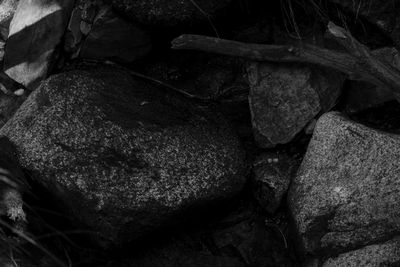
[171,22,400,100]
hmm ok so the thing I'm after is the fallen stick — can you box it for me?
[171,22,400,99]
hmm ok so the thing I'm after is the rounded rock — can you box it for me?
[0,66,246,247]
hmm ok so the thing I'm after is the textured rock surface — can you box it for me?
[4,0,74,89]
[106,0,231,26]
[79,5,151,63]
[252,152,299,213]
[323,238,400,267]
[247,63,343,148]
[288,111,400,257]
[0,66,246,246]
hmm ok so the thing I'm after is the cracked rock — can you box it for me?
[288,111,400,258]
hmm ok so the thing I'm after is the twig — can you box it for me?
[171,22,400,100]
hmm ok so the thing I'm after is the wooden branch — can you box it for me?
[171,22,400,98]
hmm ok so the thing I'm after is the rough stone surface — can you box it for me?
[80,6,151,63]
[288,111,400,258]
[252,152,299,213]
[105,0,231,26]
[247,63,343,148]
[323,237,400,267]
[0,66,246,247]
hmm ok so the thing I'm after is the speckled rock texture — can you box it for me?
[0,66,246,247]
[322,237,400,267]
[288,111,400,259]
[252,152,300,213]
[247,63,343,148]
[105,0,231,26]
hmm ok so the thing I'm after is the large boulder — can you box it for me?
[105,0,231,26]
[288,111,400,259]
[0,66,246,247]
[247,63,343,148]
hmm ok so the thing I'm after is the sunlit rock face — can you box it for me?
[0,66,247,247]
[4,0,74,89]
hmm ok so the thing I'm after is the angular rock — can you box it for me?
[4,0,74,89]
[0,66,246,247]
[247,63,343,148]
[80,5,151,63]
[0,0,18,40]
[252,152,299,213]
[323,238,400,267]
[288,111,400,257]
[105,0,231,26]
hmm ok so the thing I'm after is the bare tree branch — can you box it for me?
[171,22,400,99]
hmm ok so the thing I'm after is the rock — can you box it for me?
[322,238,400,267]
[105,0,231,26]
[329,0,400,46]
[80,5,151,63]
[252,152,300,213]
[0,66,246,247]
[0,0,18,40]
[288,111,400,258]
[247,63,343,148]
[344,47,398,113]
[4,0,74,89]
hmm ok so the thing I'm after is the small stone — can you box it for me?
[247,63,343,148]
[253,153,299,213]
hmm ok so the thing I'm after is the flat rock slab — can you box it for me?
[0,66,246,247]
[288,111,400,257]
